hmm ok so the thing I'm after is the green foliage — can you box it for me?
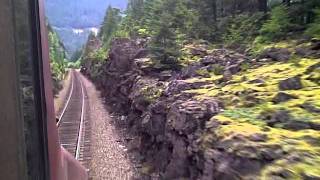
[141,85,164,103]
[260,5,290,41]
[99,6,122,48]
[188,0,217,41]
[223,13,264,47]
[306,8,320,39]
[145,0,183,69]
[137,28,149,37]
[258,5,291,42]
[85,0,320,73]
[48,24,68,94]
[68,60,81,69]
[90,47,108,61]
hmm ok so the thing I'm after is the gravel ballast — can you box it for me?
[80,74,137,180]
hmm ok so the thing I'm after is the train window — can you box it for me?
[19,1,51,179]
[0,0,50,179]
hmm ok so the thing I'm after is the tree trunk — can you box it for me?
[258,0,268,12]
[212,0,217,21]
[283,0,291,6]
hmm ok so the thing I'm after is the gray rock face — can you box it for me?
[279,76,303,90]
[83,39,293,179]
[167,99,221,134]
[82,38,226,179]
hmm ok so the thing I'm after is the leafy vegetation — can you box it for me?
[99,6,122,49]
[306,8,320,39]
[258,5,291,42]
[80,0,320,67]
[47,24,68,95]
[223,13,265,48]
[116,0,320,64]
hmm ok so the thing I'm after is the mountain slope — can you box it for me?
[45,0,127,56]
[45,0,127,28]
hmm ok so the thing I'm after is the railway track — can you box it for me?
[57,70,91,170]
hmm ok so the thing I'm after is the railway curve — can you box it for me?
[57,70,91,170]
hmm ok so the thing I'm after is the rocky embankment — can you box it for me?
[82,38,320,179]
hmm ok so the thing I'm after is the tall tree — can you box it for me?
[99,6,122,47]
[148,0,181,69]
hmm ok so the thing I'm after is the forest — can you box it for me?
[50,0,320,179]
[87,0,320,64]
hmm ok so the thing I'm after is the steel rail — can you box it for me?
[57,71,87,160]
[75,78,85,160]
[57,71,74,127]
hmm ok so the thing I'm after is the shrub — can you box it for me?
[258,5,291,42]
[305,8,320,39]
[223,13,264,47]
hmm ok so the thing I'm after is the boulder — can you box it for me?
[260,145,285,161]
[178,49,250,79]
[307,74,320,85]
[295,47,320,58]
[167,99,221,134]
[311,38,320,50]
[302,173,320,180]
[165,80,206,96]
[272,92,298,104]
[299,102,320,114]
[258,48,291,61]
[189,46,208,56]
[283,121,311,131]
[225,63,242,74]
[295,47,311,57]
[270,169,294,179]
[279,76,303,90]
[306,62,320,73]
[242,95,262,107]
[260,110,293,127]
[158,70,173,81]
[180,63,202,79]
[107,38,144,73]
[249,133,268,142]
[248,78,265,84]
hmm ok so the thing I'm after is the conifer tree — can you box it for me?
[148,0,181,69]
[99,6,121,47]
